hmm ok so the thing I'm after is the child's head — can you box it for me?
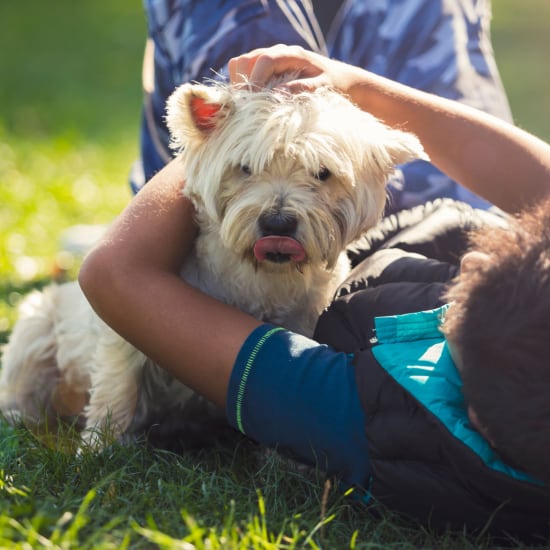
[442,199,550,484]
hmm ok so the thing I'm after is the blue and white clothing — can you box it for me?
[136,0,513,213]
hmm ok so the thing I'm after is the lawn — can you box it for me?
[1,1,549,548]
[0,1,144,342]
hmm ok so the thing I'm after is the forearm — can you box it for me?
[79,160,261,407]
[346,70,550,212]
[230,45,550,213]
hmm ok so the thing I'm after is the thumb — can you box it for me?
[281,76,330,94]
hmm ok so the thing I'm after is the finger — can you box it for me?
[230,45,318,87]
[280,76,331,94]
[228,55,256,85]
[251,46,320,84]
[228,46,275,84]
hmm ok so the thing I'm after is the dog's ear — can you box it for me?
[382,128,429,166]
[189,95,223,133]
[166,83,233,150]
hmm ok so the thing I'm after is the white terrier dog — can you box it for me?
[0,80,426,449]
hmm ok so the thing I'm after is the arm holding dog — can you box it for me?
[78,160,261,408]
[229,45,550,212]
[81,46,550,409]
[77,54,550,535]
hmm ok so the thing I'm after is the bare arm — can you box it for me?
[78,160,261,407]
[81,45,550,409]
[229,45,550,213]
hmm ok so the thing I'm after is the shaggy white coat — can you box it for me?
[0,81,426,448]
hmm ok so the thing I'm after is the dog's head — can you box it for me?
[166,80,427,270]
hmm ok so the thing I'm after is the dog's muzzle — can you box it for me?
[254,212,305,263]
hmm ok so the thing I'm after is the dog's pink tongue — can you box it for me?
[254,236,306,262]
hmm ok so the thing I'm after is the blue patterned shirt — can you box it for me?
[136,0,512,213]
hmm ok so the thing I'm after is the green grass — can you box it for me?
[491,0,550,142]
[0,423,512,549]
[1,1,549,547]
[0,1,143,340]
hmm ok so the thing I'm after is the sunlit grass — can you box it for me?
[0,127,135,341]
[1,0,550,547]
[0,130,133,277]
[0,1,143,341]
[1,421,520,549]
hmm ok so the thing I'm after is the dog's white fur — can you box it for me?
[0,80,426,448]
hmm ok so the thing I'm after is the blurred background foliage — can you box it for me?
[0,0,549,342]
[491,0,550,142]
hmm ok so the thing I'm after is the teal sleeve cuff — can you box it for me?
[226,324,371,487]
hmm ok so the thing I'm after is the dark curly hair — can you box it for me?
[442,199,550,484]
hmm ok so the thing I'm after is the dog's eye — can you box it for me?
[315,166,331,181]
[241,164,251,175]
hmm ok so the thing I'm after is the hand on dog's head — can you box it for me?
[166,79,427,269]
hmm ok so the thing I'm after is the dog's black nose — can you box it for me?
[258,212,298,236]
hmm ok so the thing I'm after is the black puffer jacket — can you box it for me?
[315,199,550,542]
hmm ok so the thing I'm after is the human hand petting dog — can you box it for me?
[228,44,359,95]
[229,44,550,213]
